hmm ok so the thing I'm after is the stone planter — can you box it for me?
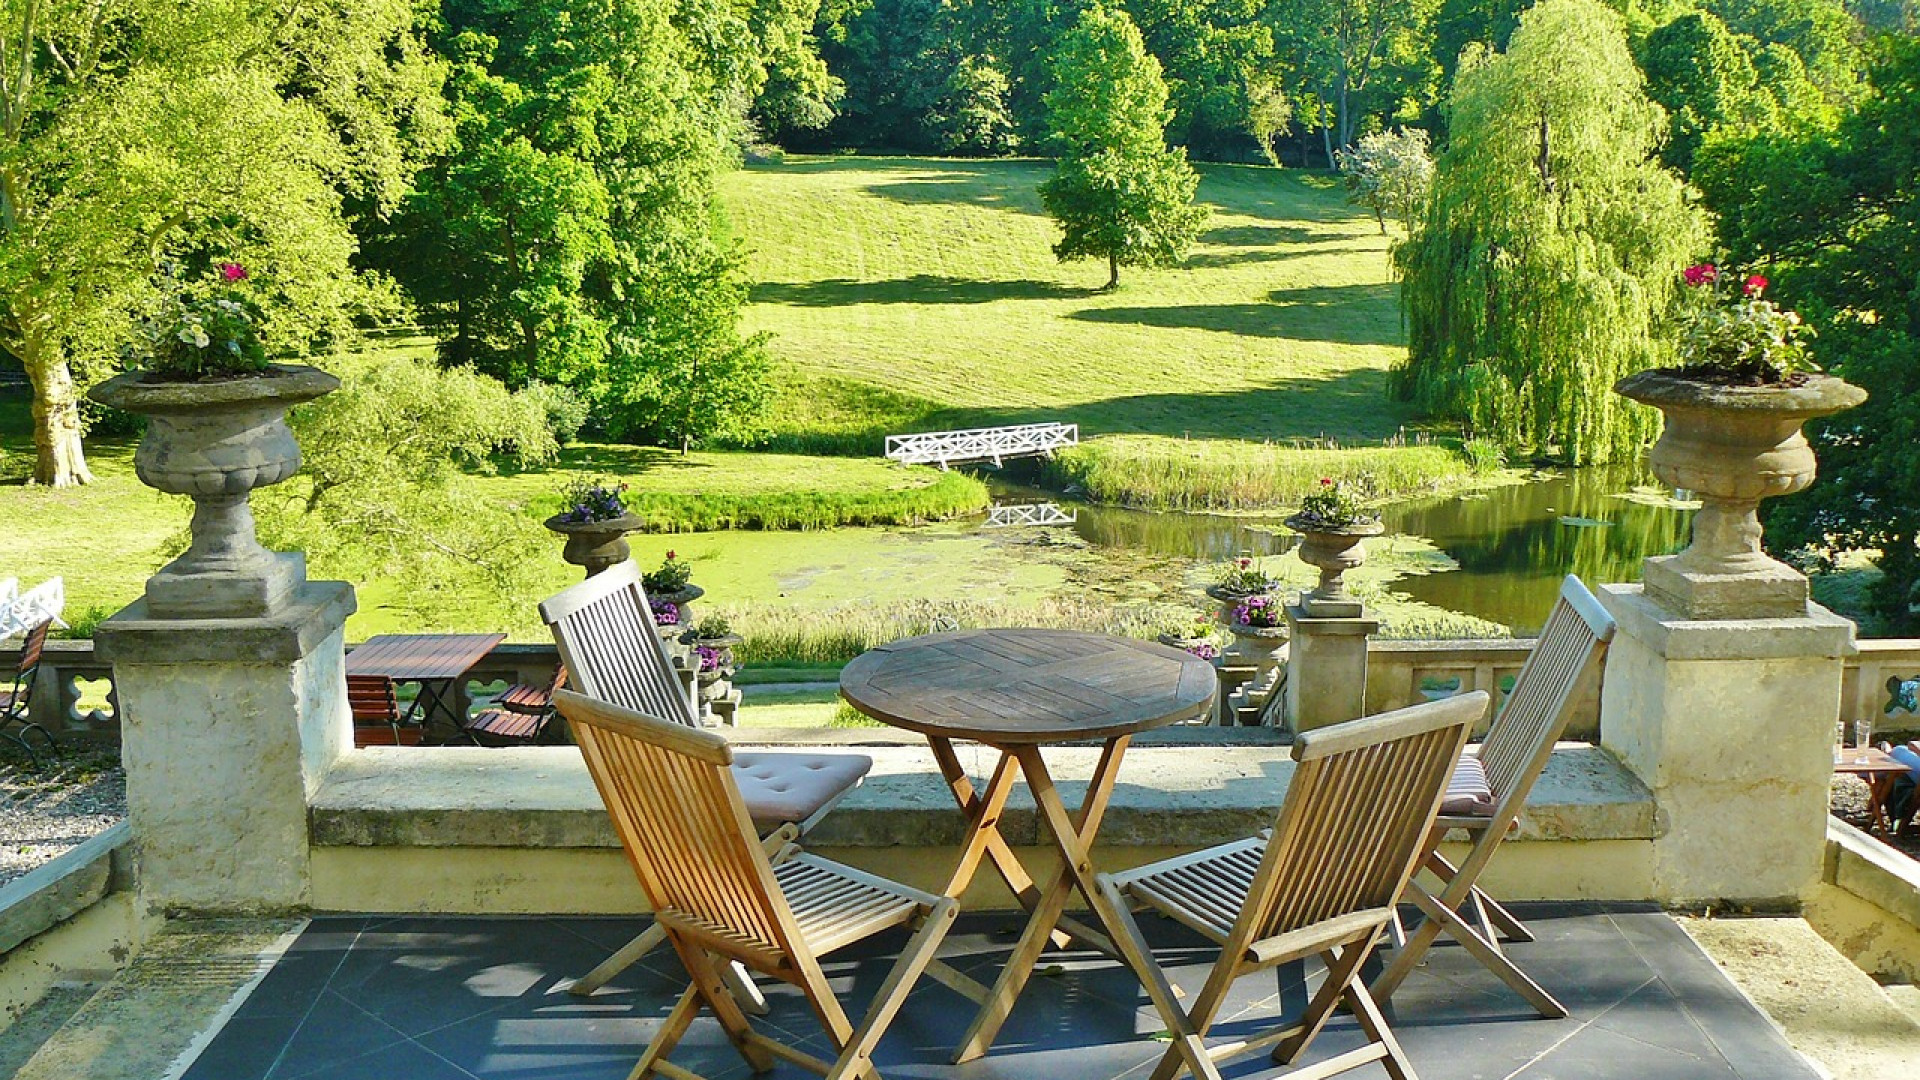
[1204,583,1274,626]
[1285,516,1387,619]
[690,631,742,671]
[88,364,338,619]
[544,513,644,578]
[1615,370,1866,619]
[1156,633,1219,662]
[1225,621,1287,671]
[650,584,705,629]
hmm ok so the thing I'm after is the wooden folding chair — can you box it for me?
[1,620,57,764]
[540,561,873,1002]
[555,689,956,1080]
[1370,574,1615,1019]
[1097,692,1485,1080]
[347,673,423,747]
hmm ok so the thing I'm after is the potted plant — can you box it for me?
[1615,264,1867,619]
[688,615,742,715]
[88,262,338,619]
[1157,614,1221,662]
[1285,478,1385,618]
[545,478,643,578]
[686,613,743,666]
[1224,593,1287,680]
[643,550,704,624]
[1204,555,1276,622]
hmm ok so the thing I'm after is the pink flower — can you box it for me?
[666,550,676,560]
[1237,558,1250,568]
[1744,274,1768,297]
[219,262,248,282]
[1320,477,1333,486]
[1683,264,1718,287]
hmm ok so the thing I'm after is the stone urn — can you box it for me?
[544,513,644,578]
[1224,620,1287,673]
[1204,583,1274,626]
[650,583,705,629]
[1156,632,1219,662]
[1285,516,1387,618]
[88,364,339,619]
[1615,369,1866,620]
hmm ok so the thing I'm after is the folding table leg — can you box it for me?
[951,739,1129,1064]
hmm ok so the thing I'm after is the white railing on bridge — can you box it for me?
[885,422,1078,468]
[985,503,1077,528]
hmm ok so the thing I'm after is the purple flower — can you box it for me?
[1234,595,1282,629]
[694,644,723,673]
[1185,641,1220,661]
[648,598,680,626]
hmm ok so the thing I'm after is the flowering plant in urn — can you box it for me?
[544,477,642,578]
[88,261,338,619]
[1613,264,1866,619]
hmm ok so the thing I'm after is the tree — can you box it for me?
[1393,0,1711,465]
[260,348,558,630]
[0,0,444,486]
[1038,6,1207,290]
[1271,0,1440,157]
[1726,35,1920,627]
[1338,128,1434,233]
[368,0,776,447]
[1637,11,1778,171]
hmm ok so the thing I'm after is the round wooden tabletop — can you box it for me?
[839,628,1218,744]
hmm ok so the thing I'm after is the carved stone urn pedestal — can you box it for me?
[89,364,339,619]
[1615,370,1866,620]
[1284,517,1387,618]
[544,513,644,578]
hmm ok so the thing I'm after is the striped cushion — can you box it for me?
[1442,755,1497,816]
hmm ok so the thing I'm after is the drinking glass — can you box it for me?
[1854,717,1874,763]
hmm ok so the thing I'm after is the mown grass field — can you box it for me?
[721,155,1454,507]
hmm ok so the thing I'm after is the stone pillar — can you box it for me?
[1283,604,1378,733]
[95,581,356,915]
[1598,584,1851,909]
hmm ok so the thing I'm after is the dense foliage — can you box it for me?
[0,0,445,485]
[1725,35,1920,628]
[361,0,776,451]
[1038,6,1207,290]
[1393,0,1710,465]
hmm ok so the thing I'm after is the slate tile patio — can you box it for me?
[180,903,1817,1080]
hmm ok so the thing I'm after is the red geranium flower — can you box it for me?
[1744,274,1768,297]
[1683,264,1718,287]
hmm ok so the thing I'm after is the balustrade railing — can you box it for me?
[13,632,1918,747]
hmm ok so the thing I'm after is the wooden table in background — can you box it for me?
[839,628,1216,1063]
[1835,746,1913,835]
[347,633,506,740]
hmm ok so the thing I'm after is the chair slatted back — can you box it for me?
[8,620,51,708]
[1246,692,1484,941]
[1476,575,1614,811]
[540,562,697,727]
[557,689,800,966]
[346,674,400,724]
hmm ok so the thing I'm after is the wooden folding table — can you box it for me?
[839,628,1216,1063]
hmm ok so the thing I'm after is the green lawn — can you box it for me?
[723,156,1419,460]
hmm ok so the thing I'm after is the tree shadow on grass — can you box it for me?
[751,275,1101,308]
[1200,224,1312,246]
[1068,282,1402,347]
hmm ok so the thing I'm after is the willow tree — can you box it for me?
[1393,0,1710,465]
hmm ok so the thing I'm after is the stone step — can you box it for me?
[5,920,297,1080]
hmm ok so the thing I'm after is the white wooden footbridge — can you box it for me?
[884,422,1078,469]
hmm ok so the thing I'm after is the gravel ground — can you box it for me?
[0,746,126,889]
[1831,772,1920,857]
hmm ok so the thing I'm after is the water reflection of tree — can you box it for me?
[1071,505,1296,561]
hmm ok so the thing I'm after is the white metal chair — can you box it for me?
[540,561,873,1000]
[1370,574,1616,1019]
[1097,692,1485,1080]
[555,689,955,1080]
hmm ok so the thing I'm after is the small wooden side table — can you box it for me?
[1835,746,1913,836]
[840,628,1216,1063]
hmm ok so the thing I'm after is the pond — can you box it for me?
[992,467,1694,636]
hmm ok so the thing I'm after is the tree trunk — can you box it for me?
[1322,122,1335,171]
[1105,251,1119,291]
[21,331,94,487]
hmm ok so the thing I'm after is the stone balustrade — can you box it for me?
[14,633,1920,745]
